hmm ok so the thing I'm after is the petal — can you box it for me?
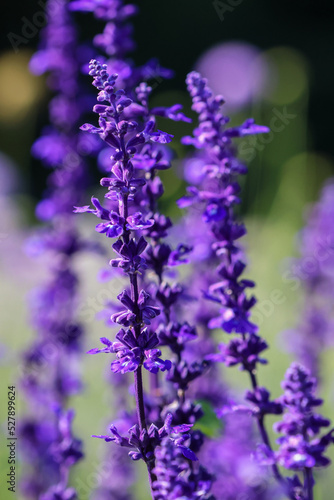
[178,445,198,461]
[87,348,101,354]
[80,123,101,134]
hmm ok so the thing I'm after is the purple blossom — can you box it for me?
[22,409,83,500]
[143,213,172,240]
[158,322,197,354]
[180,71,300,496]
[199,414,279,500]
[245,387,283,417]
[275,363,333,471]
[110,237,148,273]
[111,289,160,326]
[150,104,192,123]
[75,200,154,237]
[109,64,215,500]
[167,360,209,392]
[153,437,214,500]
[88,329,171,374]
[93,413,197,463]
[180,69,268,357]
[21,2,88,497]
[207,335,268,370]
[282,181,334,378]
[126,212,154,231]
[40,485,78,500]
[168,243,193,267]
[75,60,188,494]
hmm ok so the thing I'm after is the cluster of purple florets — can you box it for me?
[73,62,175,383]
[275,363,334,470]
[88,328,171,374]
[20,1,89,498]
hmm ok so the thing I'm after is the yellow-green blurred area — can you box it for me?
[1,0,334,499]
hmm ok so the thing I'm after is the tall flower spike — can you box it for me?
[75,60,197,498]
[20,1,89,497]
[69,0,173,91]
[111,65,218,497]
[282,181,334,379]
[275,363,334,499]
[175,192,279,498]
[70,3,189,496]
[179,71,302,495]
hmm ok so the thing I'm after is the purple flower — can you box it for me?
[180,71,306,496]
[207,293,258,334]
[158,322,197,354]
[155,282,183,309]
[168,244,193,267]
[167,360,208,391]
[203,202,227,222]
[224,118,270,137]
[74,196,110,219]
[282,181,334,379]
[179,73,262,332]
[88,329,171,374]
[96,212,125,237]
[48,409,83,467]
[153,437,214,500]
[180,70,268,366]
[75,61,196,494]
[126,212,154,230]
[40,485,77,500]
[150,104,192,123]
[110,237,147,274]
[21,2,88,497]
[87,336,116,354]
[275,363,334,471]
[143,349,172,374]
[207,335,268,371]
[93,413,197,463]
[245,387,283,417]
[111,290,160,326]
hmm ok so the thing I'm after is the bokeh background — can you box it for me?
[1,0,334,499]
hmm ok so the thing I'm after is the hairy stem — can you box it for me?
[134,365,147,431]
[304,467,314,500]
[134,365,157,498]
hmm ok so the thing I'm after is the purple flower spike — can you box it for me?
[21,1,89,497]
[275,363,333,471]
[282,182,334,380]
[179,70,327,497]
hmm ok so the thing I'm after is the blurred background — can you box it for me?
[1,0,334,499]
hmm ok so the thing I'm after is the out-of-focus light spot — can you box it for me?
[0,50,45,124]
[182,156,206,184]
[196,42,270,111]
[264,47,309,105]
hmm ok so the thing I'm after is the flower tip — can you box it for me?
[87,348,100,354]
